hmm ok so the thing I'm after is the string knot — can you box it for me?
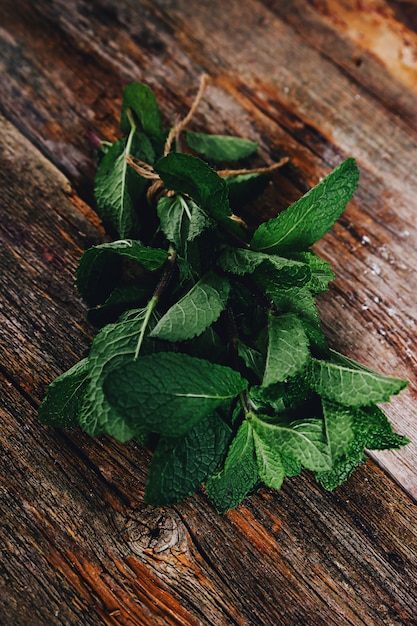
[125,74,289,209]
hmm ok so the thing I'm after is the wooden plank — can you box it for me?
[1,2,417,623]
[262,0,417,131]
[0,114,102,398]
[1,368,417,625]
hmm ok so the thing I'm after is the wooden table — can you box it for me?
[1,1,416,624]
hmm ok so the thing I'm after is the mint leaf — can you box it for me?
[38,359,89,428]
[155,153,232,222]
[329,349,391,375]
[150,272,230,341]
[130,131,156,166]
[252,429,285,490]
[307,357,407,406]
[188,200,215,241]
[76,240,168,306]
[225,173,270,207]
[94,136,145,238]
[103,353,248,437]
[79,240,168,269]
[185,326,225,362]
[359,405,410,451]
[262,286,328,354]
[251,158,359,253]
[250,413,331,472]
[280,453,302,477]
[87,284,152,327]
[249,384,287,415]
[78,309,159,442]
[157,195,213,253]
[263,313,310,386]
[218,247,310,288]
[322,400,355,464]
[185,131,258,161]
[282,373,316,413]
[157,195,188,252]
[289,251,335,294]
[315,452,366,491]
[120,83,163,146]
[145,412,231,506]
[237,341,265,381]
[314,400,360,490]
[316,402,409,490]
[206,420,258,513]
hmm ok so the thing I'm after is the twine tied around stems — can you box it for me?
[125,73,289,211]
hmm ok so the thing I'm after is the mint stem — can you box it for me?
[226,305,251,418]
[134,295,158,360]
[125,108,137,156]
[133,245,177,360]
[153,245,177,299]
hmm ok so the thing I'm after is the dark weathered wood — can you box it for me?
[1,1,417,624]
[263,0,417,131]
[2,373,417,626]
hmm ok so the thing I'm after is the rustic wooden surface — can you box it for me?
[1,1,417,624]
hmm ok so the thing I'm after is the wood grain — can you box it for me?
[1,1,417,623]
[2,369,417,625]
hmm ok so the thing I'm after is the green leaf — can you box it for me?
[316,402,409,490]
[314,400,359,490]
[283,373,317,414]
[150,272,230,342]
[94,135,147,238]
[103,353,248,437]
[38,359,89,428]
[263,313,310,386]
[218,247,310,289]
[145,412,232,506]
[120,83,164,146]
[184,325,225,362]
[87,284,153,327]
[359,405,410,451]
[225,173,270,208]
[76,240,168,306]
[289,251,335,294]
[249,384,287,415]
[79,240,168,269]
[329,349,393,376]
[78,309,160,442]
[307,357,408,406]
[252,429,285,490]
[251,158,359,253]
[280,453,303,477]
[154,153,232,222]
[250,413,331,472]
[262,287,328,354]
[237,341,265,381]
[206,420,258,513]
[156,195,188,252]
[322,400,355,463]
[185,130,258,161]
[157,195,213,253]
[315,452,366,491]
[188,200,215,241]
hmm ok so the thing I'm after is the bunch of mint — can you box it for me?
[39,81,408,513]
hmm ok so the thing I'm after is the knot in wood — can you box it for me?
[123,508,188,559]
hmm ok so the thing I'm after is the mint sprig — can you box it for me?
[39,77,409,513]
